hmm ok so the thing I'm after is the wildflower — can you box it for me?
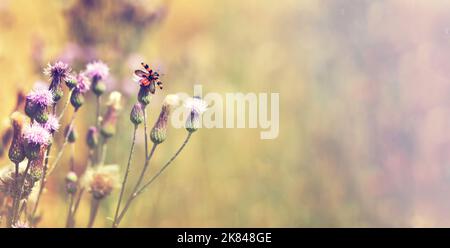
[65,125,77,143]
[8,112,26,164]
[82,165,120,200]
[184,96,208,133]
[0,163,35,200]
[86,126,99,149]
[100,91,122,139]
[130,103,144,126]
[65,171,78,195]
[70,73,90,110]
[150,94,179,144]
[23,123,51,160]
[85,61,109,96]
[25,88,54,123]
[43,114,60,134]
[44,61,72,102]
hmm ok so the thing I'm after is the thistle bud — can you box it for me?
[101,92,122,139]
[29,145,48,181]
[86,127,99,149]
[85,61,109,96]
[65,125,77,143]
[52,85,64,102]
[34,109,49,124]
[82,165,119,200]
[70,89,85,110]
[8,112,26,164]
[93,80,106,96]
[150,95,179,144]
[184,97,208,133]
[137,86,152,106]
[65,171,78,195]
[65,74,78,89]
[130,103,144,126]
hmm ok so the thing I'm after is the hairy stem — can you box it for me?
[113,126,137,227]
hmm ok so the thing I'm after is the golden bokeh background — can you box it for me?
[1,0,450,227]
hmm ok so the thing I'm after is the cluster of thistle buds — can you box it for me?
[0,60,123,228]
[1,58,208,228]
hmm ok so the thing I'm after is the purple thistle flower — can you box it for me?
[43,115,60,133]
[43,61,72,83]
[85,61,109,81]
[76,73,91,93]
[26,88,54,108]
[23,123,51,146]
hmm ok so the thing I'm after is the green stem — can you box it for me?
[58,89,74,120]
[112,126,137,227]
[115,133,193,227]
[48,110,77,176]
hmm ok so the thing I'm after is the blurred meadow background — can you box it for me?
[1,0,450,227]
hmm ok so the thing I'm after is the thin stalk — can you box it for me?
[8,162,20,227]
[71,187,84,222]
[100,141,108,165]
[114,144,157,227]
[58,89,74,120]
[12,160,31,224]
[65,194,74,228]
[87,197,100,228]
[30,144,52,221]
[112,126,137,227]
[143,107,149,158]
[95,96,101,164]
[137,133,193,196]
[48,110,77,175]
[115,133,193,226]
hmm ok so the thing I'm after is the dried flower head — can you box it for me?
[43,114,60,133]
[150,94,179,144]
[8,112,26,164]
[82,165,120,200]
[0,163,36,200]
[85,61,109,81]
